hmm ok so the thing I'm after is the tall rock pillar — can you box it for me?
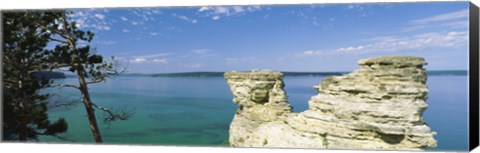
[224,56,437,150]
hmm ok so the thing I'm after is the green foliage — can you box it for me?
[44,11,121,83]
[38,10,126,143]
[3,9,126,143]
[320,133,329,148]
[2,10,69,141]
[263,139,268,146]
[45,118,68,135]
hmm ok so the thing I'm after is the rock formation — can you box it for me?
[224,56,437,150]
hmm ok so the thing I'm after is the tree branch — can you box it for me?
[33,22,68,40]
[48,83,80,89]
[48,37,68,44]
[86,69,123,84]
[85,78,106,84]
[60,12,75,42]
[91,103,136,128]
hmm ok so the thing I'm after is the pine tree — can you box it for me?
[2,11,68,141]
[33,10,133,143]
[3,10,133,143]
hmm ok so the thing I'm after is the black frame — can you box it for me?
[469,1,479,151]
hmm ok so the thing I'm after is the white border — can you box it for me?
[0,143,437,153]
[0,0,479,153]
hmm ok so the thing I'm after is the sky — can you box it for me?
[68,2,470,73]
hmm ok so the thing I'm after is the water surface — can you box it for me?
[40,75,468,151]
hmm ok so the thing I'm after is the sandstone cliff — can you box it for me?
[224,56,437,150]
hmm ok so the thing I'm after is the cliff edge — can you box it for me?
[224,56,437,150]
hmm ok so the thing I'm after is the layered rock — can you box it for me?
[224,70,292,147]
[224,56,437,150]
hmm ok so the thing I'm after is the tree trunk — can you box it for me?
[76,68,103,143]
[18,63,27,141]
[18,116,28,141]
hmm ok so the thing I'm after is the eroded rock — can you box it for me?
[224,56,437,150]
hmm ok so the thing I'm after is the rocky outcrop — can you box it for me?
[224,56,437,150]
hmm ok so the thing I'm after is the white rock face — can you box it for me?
[224,56,437,150]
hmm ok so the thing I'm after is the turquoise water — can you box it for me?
[39,75,468,151]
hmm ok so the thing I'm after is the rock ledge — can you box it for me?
[224,56,437,150]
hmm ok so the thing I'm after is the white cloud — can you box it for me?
[73,18,85,27]
[289,10,309,19]
[122,29,130,33]
[122,8,163,28]
[135,53,170,59]
[361,36,399,42]
[149,32,160,36]
[403,9,469,32]
[303,50,315,55]
[120,16,128,21]
[94,13,105,19]
[129,53,171,64]
[176,14,189,20]
[131,58,147,63]
[70,9,111,31]
[172,13,198,24]
[198,6,263,20]
[247,6,261,11]
[129,8,162,22]
[299,31,468,57]
[192,49,209,55]
[336,46,365,52]
[288,9,337,27]
[179,49,215,59]
[444,20,469,28]
[199,6,210,12]
[411,9,468,24]
[346,5,364,11]
[297,50,333,57]
[90,24,110,31]
[213,7,229,14]
[338,31,467,53]
[152,59,168,64]
[233,6,244,13]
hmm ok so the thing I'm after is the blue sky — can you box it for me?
[69,2,469,73]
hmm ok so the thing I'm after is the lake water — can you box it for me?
[39,75,468,151]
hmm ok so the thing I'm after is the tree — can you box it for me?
[3,10,133,143]
[2,11,68,141]
[33,10,133,143]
